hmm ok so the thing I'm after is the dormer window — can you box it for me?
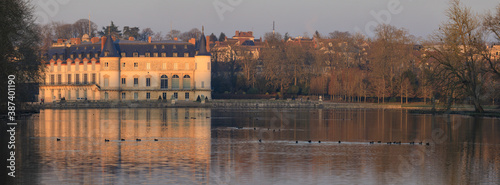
[184,45,187,49]
[52,54,56,60]
[86,53,90,58]
[78,54,82,58]
[145,52,150,57]
[162,45,165,49]
[154,45,157,49]
[153,52,158,57]
[59,54,64,59]
[95,53,99,58]
[133,52,138,57]
[104,51,109,57]
[121,52,126,57]
[161,52,166,57]
[173,45,176,49]
[173,53,178,57]
[70,54,74,59]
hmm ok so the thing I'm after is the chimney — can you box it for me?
[129,37,135,41]
[148,36,152,43]
[235,31,239,36]
[174,37,178,41]
[91,37,99,44]
[188,38,195,45]
[206,36,211,51]
[76,38,81,45]
[101,36,107,51]
[249,31,253,36]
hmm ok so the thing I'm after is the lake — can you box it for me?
[3,108,499,184]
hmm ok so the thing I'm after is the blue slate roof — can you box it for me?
[46,38,200,63]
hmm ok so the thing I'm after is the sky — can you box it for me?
[33,0,499,40]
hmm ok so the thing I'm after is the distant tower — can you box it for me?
[194,26,212,100]
[273,21,275,35]
[99,33,121,100]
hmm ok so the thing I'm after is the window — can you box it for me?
[84,89,87,98]
[75,74,80,84]
[146,63,150,70]
[104,92,108,100]
[134,92,138,100]
[173,45,177,49]
[134,78,138,87]
[57,74,61,84]
[121,93,126,99]
[104,78,109,87]
[162,63,166,69]
[153,53,158,57]
[87,53,91,58]
[162,92,167,100]
[161,75,168,89]
[145,52,150,57]
[70,54,74,59]
[173,63,178,70]
[83,74,88,84]
[105,62,109,68]
[103,51,109,57]
[172,75,179,89]
[76,90,79,99]
[68,91,71,100]
[146,92,151,100]
[154,45,157,49]
[134,62,138,69]
[121,78,126,85]
[201,81,204,88]
[122,63,126,68]
[184,45,187,49]
[146,78,151,87]
[133,52,138,57]
[52,54,56,60]
[91,73,96,84]
[183,75,190,89]
[185,63,189,70]
[95,53,99,58]
[185,92,189,100]
[162,45,165,49]
[67,74,72,84]
[59,55,64,60]
[173,53,178,57]
[50,75,54,85]
[161,52,166,57]
[121,52,126,57]
[184,53,189,57]
[173,92,178,99]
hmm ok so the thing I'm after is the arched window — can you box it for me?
[172,75,179,89]
[161,75,168,89]
[183,75,190,89]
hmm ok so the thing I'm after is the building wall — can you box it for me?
[40,54,211,102]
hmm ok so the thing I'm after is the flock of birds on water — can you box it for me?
[55,125,430,146]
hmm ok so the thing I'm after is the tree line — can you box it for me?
[211,0,500,113]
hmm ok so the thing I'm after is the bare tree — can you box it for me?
[428,0,489,112]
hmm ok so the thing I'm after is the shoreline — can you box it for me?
[7,100,498,118]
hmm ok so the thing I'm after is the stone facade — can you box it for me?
[40,33,212,102]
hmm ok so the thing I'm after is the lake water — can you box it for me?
[3,108,499,185]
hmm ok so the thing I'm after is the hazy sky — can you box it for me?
[33,0,499,39]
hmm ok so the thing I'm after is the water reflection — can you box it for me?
[12,108,500,184]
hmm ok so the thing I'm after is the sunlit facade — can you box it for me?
[40,31,212,102]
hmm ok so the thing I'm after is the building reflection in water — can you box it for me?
[20,108,500,184]
[34,108,211,184]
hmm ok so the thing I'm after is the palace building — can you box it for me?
[40,29,212,102]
